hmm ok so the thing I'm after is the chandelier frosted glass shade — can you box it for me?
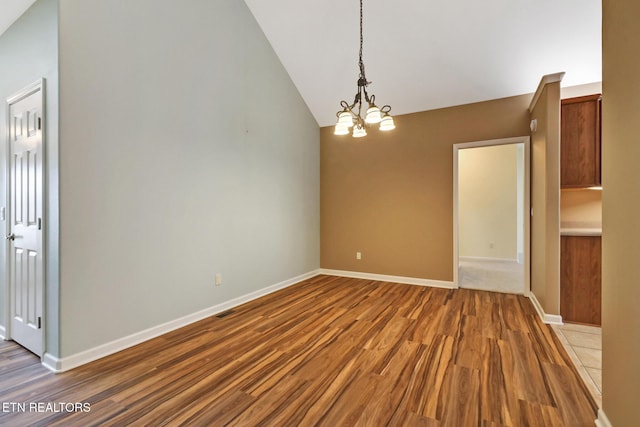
[337,111,355,127]
[334,124,350,135]
[379,114,396,131]
[364,104,382,124]
[352,125,367,138]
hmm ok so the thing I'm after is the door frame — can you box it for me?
[453,136,531,295]
[4,78,46,357]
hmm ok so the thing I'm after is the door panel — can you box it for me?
[7,81,44,356]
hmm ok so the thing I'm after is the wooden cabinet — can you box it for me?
[561,94,602,188]
[560,235,601,325]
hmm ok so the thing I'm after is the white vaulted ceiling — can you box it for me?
[0,0,37,37]
[244,0,602,126]
[2,1,601,128]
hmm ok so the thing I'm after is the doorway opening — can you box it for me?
[453,136,530,295]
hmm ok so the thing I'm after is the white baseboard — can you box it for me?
[595,409,612,427]
[42,352,62,371]
[0,325,6,340]
[319,269,456,289]
[42,269,321,373]
[528,292,563,325]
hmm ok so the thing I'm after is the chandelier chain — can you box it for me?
[358,0,366,81]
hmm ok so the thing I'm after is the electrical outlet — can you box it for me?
[356,252,362,260]
[215,273,222,286]
[489,242,494,249]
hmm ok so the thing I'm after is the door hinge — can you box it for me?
[38,117,42,130]
[38,218,42,230]
[37,317,42,329]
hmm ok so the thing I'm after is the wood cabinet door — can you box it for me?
[560,236,601,326]
[561,94,601,188]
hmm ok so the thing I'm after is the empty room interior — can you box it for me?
[1,0,638,426]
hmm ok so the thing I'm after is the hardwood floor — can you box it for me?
[0,275,597,426]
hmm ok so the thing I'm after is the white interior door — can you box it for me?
[6,80,44,356]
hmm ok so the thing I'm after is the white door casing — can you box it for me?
[452,136,531,296]
[6,79,45,356]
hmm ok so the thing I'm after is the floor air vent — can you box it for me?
[215,310,235,319]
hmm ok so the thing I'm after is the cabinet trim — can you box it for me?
[561,94,602,105]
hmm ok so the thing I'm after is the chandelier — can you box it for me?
[334,0,395,138]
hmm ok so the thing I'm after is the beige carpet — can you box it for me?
[458,258,524,294]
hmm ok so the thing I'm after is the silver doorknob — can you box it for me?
[5,233,15,241]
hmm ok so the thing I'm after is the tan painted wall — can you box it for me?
[320,95,531,281]
[459,144,518,260]
[530,81,561,315]
[602,0,640,423]
[560,189,602,229]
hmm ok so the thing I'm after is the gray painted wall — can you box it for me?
[0,0,60,357]
[57,0,319,357]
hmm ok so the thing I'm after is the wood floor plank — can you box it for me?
[437,364,481,426]
[453,315,486,370]
[0,275,597,426]
[541,362,599,426]
[507,329,557,406]
[407,336,456,420]
[480,338,516,426]
[313,372,382,426]
[355,340,421,426]
[169,390,255,426]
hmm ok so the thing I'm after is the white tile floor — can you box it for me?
[552,323,602,407]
